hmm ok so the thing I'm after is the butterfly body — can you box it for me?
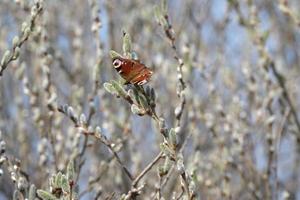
[112,57,153,85]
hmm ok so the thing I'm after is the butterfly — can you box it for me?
[112,56,153,85]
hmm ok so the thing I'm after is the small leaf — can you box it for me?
[138,94,149,110]
[131,104,145,116]
[160,16,168,29]
[37,190,58,200]
[122,32,132,56]
[21,22,28,33]
[133,87,141,105]
[154,5,162,23]
[12,47,20,60]
[1,50,11,66]
[161,0,168,14]
[12,36,20,47]
[49,176,55,188]
[61,175,69,193]
[28,184,36,200]
[127,89,136,102]
[168,128,177,150]
[103,82,117,95]
[153,4,168,28]
[159,143,173,157]
[109,50,122,59]
[23,27,31,38]
[55,172,63,188]
[111,80,127,97]
[67,159,75,182]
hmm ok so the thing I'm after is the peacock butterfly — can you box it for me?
[112,56,153,85]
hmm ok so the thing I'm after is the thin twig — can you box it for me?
[124,152,164,199]
[57,105,134,181]
[274,108,290,198]
[158,5,190,199]
[132,151,164,187]
[0,1,43,76]
[269,62,300,135]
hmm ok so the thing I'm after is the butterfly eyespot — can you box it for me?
[113,59,122,68]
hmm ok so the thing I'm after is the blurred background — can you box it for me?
[0,0,300,199]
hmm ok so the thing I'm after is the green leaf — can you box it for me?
[159,143,173,157]
[133,87,141,105]
[37,190,58,200]
[160,16,168,29]
[1,50,10,66]
[138,93,149,110]
[131,104,145,116]
[67,159,75,182]
[153,4,167,28]
[12,36,20,47]
[111,80,127,97]
[127,89,135,102]
[49,176,55,188]
[55,172,63,188]
[161,0,168,15]
[168,128,177,150]
[134,85,149,107]
[158,155,171,177]
[154,5,162,23]
[28,184,36,200]
[61,175,69,193]
[103,82,117,95]
[109,50,122,59]
[12,47,20,60]
[122,32,132,56]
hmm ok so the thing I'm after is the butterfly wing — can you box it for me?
[112,57,153,85]
[129,67,153,85]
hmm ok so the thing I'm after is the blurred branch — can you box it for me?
[57,104,134,181]
[231,0,300,137]
[278,0,300,27]
[132,151,164,187]
[123,151,164,199]
[273,108,290,199]
[0,0,43,76]
[155,1,191,199]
